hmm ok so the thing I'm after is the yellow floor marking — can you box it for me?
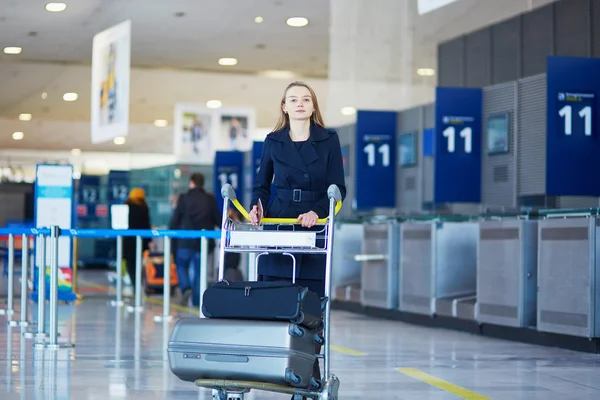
[397,368,491,400]
[329,345,367,356]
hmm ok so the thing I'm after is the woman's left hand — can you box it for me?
[297,211,319,228]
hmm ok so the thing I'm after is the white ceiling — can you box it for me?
[0,0,558,154]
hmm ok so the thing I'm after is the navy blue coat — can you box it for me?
[251,122,347,281]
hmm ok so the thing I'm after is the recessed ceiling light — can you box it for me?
[63,92,78,101]
[41,92,48,99]
[45,2,67,12]
[154,119,168,127]
[4,47,22,55]
[71,148,81,156]
[258,70,297,79]
[417,68,436,76]
[206,100,222,109]
[218,58,238,66]
[341,107,356,116]
[19,113,32,121]
[12,132,24,140]
[255,16,264,23]
[286,17,308,27]
[113,136,126,145]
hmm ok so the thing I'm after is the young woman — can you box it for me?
[249,81,346,387]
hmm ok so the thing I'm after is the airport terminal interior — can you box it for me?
[3,0,600,399]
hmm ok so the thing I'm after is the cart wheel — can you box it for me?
[318,374,340,400]
[212,389,226,400]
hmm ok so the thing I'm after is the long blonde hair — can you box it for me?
[273,81,326,132]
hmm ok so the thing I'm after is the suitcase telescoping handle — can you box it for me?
[221,183,343,225]
[255,252,297,284]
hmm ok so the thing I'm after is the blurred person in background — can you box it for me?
[169,173,221,307]
[123,187,152,292]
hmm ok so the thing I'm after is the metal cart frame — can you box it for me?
[195,183,343,400]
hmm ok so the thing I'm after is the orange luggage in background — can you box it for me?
[143,250,178,295]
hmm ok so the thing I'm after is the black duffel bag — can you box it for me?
[201,280,325,331]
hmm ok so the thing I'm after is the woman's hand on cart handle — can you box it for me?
[249,205,261,226]
[297,211,319,228]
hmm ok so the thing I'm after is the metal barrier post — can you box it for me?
[198,236,208,318]
[154,236,172,322]
[18,233,29,327]
[127,236,144,313]
[46,226,60,348]
[1,234,15,318]
[32,234,47,345]
[110,236,124,307]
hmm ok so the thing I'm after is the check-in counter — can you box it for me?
[477,218,538,328]
[357,218,399,310]
[537,212,600,338]
[331,219,364,303]
[399,219,478,319]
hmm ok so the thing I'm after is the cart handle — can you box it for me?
[221,184,343,225]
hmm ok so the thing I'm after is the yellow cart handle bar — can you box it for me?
[220,184,343,225]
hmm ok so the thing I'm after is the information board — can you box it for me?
[33,164,76,301]
[354,110,397,210]
[434,87,483,203]
[546,56,600,196]
[214,151,245,213]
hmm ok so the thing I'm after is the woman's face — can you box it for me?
[282,85,314,121]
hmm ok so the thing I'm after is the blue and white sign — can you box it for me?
[34,164,74,269]
[434,87,482,203]
[546,56,600,196]
[354,110,397,210]
[107,170,130,205]
[77,175,100,220]
[556,91,594,138]
[214,151,245,212]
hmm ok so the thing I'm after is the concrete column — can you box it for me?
[326,0,435,126]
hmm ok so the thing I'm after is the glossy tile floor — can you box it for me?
[1,271,600,399]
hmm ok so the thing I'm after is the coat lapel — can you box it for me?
[273,127,308,172]
[272,123,330,172]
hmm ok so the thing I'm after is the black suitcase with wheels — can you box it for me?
[201,280,325,331]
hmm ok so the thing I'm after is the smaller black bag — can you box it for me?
[202,280,325,331]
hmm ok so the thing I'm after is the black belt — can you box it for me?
[276,188,322,202]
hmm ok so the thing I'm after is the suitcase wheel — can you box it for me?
[288,324,307,338]
[284,368,304,387]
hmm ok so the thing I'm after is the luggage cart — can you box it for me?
[195,183,343,400]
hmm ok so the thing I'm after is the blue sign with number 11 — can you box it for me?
[354,110,397,210]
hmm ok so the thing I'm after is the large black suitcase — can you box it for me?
[201,280,325,330]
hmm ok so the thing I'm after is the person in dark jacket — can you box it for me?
[248,81,346,387]
[123,187,151,292]
[169,173,221,307]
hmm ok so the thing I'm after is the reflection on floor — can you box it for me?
[0,270,600,399]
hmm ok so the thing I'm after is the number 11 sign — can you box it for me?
[213,151,244,213]
[354,110,397,210]
[434,87,482,203]
[557,92,594,137]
